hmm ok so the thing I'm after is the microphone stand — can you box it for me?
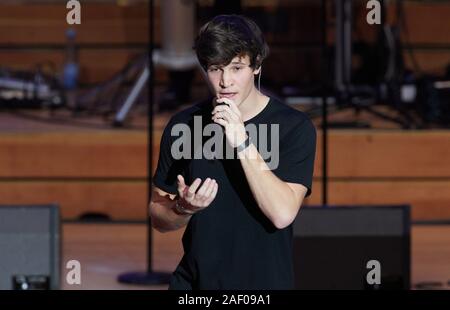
[321,0,329,207]
[117,0,171,286]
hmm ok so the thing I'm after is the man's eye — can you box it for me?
[208,68,219,72]
[232,67,242,71]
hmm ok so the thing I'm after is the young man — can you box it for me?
[150,15,316,290]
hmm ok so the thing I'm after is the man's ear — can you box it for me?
[254,66,261,75]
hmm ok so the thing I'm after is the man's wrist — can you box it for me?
[173,198,195,216]
[235,135,251,154]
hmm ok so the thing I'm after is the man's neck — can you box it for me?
[239,89,270,122]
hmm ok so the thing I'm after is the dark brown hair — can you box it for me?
[194,15,269,71]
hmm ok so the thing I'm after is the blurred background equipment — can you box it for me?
[155,0,197,111]
[416,73,450,128]
[113,59,149,126]
[76,53,148,119]
[0,205,60,290]
[0,67,63,109]
[62,28,79,111]
[1,0,448,130]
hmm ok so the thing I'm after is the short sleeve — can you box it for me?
[153,119,183,195]
[273,118,317,197]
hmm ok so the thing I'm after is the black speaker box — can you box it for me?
[293,205,410,290]
[0,204,60,290]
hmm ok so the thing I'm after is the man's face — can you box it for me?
[206,55,260,106]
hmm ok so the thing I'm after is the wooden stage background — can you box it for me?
[0,107,449,222]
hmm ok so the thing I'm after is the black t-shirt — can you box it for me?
[153,96,316,290]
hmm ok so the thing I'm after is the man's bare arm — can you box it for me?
[149,187,192,233]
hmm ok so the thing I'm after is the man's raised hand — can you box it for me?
[176,175,218,213]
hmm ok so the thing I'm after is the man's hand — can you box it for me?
[212,97,247,148]
[177,175,218,214]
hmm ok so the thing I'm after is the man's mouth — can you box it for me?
[218,93,237,99]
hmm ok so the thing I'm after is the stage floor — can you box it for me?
[61,223,450,290]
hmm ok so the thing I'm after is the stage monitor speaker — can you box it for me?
[0,204,60,290]
[293,205,410,290]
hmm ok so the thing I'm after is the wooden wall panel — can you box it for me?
[0,4,151,45]
[1,178,449,221]
[0,132,147,178]
[3,129,450,179]
[0,181,147,220]
[314,130,450,178]
[305,180,450,221]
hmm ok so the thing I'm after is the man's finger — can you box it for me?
[177,174,186,188]
[217,98,240,115]
[186,178,202,198]
[213,102,230,111]
[177,175,186,196]
[196,178,211,198]
[203,179,216,199]
[213,111,231,122]
[216,97,232,105]
[212,117,227,127]
[205,182,219,204]
[212,105,230,118]
[227,100,240,115]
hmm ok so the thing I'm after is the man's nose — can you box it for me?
[219,70,233,88]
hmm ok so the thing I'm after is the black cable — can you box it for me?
[321,0,328,205]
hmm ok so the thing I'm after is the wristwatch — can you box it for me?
[235,135,251,154]
[173,198,195,216]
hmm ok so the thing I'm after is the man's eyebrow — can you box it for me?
[208,61,247,68]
